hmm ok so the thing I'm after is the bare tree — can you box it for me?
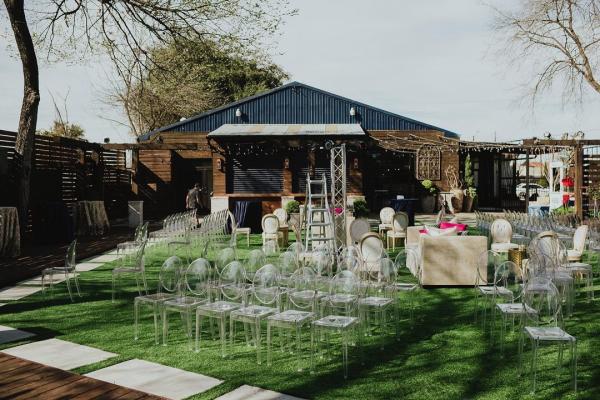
[2,0,294,230]
[493,0,600,103]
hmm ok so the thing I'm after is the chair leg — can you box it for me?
[134,300,139,340]
[64,271,74,302]
[73,273,82,297]
[112,272,117,302]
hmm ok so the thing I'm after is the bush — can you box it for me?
[421,179,438,194]
[285,200,300,214]
[353,200,369,218]
[551,206,576,216]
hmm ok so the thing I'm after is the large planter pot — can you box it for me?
[421,195,436,213]
[463,196,474,212]
[451,188,464,212]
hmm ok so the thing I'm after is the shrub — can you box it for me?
[352,200,369,218]
[421,180,438,194]
[285,200,300,214]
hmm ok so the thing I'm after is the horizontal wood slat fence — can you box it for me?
[0,130,132,243]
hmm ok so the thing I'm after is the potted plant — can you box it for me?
[352,200,369,218]
[285,199,301,227]
[463,154,476,212]
[464,187,477,212]
[420,180,438,213]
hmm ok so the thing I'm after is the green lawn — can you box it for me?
[1,234,599,400]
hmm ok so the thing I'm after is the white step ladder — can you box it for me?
[304,173,335,254]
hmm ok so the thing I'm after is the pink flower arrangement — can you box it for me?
[334,207,344,215]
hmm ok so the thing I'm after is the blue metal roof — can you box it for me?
[139,81,459,141]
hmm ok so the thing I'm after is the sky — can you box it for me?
[1,0,600,144]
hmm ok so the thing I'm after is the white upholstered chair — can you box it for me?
[568,225,588,262]
[359,232,385,273]
[262,214,281,253]
[490,218,519,253]
[387,212,408,250]
[378,207,395,237]
[350,218,371,245]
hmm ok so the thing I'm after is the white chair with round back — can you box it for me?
[387,212,409,250]
[261,214,281,254]
[378,207,395,237]
[490,218,519,253]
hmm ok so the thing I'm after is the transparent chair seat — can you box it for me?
[232,305,278,319]
[358,296,393,308]
[322,293,357,306]
[524,326,575,342]
[164,296,207,308]
[496,303,537,315]
[478,286,513,297]
[197,300,241,314]
[268,309,314,323]
[313,315,358,329]
[389,282,418,291]
[565,262,592,272]
[138,293,174,302]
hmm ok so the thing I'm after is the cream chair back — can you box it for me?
[490,218,512,244]
[262,214,280,234]
[380,207,395,224]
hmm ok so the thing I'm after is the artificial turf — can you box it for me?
[1,233,599,400]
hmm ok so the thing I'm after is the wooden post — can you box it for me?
[574,144,584,219]
[525,150,530,213]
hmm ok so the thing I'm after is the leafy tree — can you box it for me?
[2,0,294,229]
[111,39,289,136]
[37,121,85,139]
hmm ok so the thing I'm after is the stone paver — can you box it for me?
[0,285,42,301]
[86,359,222,400]
[0,325,35,345]
[84,254,121,263]
[2,338,116,370]
[20,273,77,286]
[215,385,305,400]
[76,262,104,272]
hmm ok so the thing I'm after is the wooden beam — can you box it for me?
[574,144,584,219]
[102,143,202,150]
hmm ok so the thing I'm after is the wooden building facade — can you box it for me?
[129,82,461,224]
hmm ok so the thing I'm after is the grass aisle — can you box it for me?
[1,234,599,399]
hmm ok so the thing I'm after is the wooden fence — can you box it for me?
[0,130,132,242]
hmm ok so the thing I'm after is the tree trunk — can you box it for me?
[4,0,40,234]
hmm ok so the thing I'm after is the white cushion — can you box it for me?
[567,249,582,260]
[491,242,519,252]
[425,226,457,237]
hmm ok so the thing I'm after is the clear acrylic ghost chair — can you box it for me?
[162,258,210,348]
[308,249,334,277]
[312,270,361,379]
[214,246,236,271]
[493,261,538,354]
[42,239,81,302]
[134,256,180,344]
[195,260,246,358]
[112,241,148,302]
[473,249,500,325]
[518,280,577,393]
[230,263,279,364]
[267,266,317,371]
[391,248,421,323]
[359,258,396,343]
[245,249,266,283]
[278,251,299,287]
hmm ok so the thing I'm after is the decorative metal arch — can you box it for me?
[416,144,441,180]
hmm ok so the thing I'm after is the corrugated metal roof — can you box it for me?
[140,81,459,141]
[208,124,365,137]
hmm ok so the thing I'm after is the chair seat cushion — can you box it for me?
[387,231,406,238]
[567,250,582,260]
[491,242,519,252]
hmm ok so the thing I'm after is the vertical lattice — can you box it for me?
[330,144,347,251]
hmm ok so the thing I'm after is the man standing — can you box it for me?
[186,183,201,211]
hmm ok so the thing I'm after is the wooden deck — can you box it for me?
[0,353,165,400]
